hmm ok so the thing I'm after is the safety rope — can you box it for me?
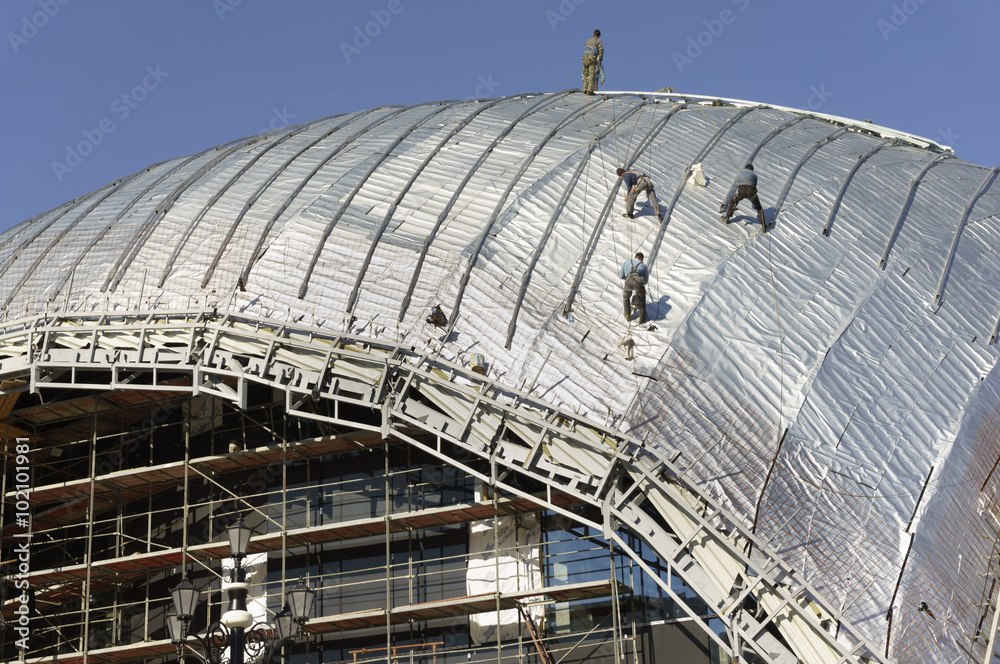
[546,67,583,94]
[622,102,645,167]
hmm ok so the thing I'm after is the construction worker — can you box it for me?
[617,167,663,220]
[582,30,603,95]
[721,163,767,232]
[618,251,648,324]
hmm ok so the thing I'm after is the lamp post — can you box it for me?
[168,517,315,664]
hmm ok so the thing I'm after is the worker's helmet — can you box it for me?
[616,167,625,176]
[745,163,754,170]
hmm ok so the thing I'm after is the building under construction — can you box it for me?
[2,90,1000,664]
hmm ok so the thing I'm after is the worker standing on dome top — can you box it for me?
[617,167,663,221]
[619,251,649,324]
[582,30,603,95]
[721,163,767,232]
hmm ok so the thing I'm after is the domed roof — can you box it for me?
[3,90,999,662]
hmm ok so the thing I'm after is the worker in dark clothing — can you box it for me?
[721,163,767,232]
[618,251,648,323]
[582,30,603,95]
[616,167,663,220]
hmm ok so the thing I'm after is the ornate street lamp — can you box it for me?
[168,517,314,664]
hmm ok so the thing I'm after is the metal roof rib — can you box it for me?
[504,102,644,348]
[91,154,206,293]
[444,93,601,334]
[174,127,306,289]
[232,107,389,289]
[822,139,894,237]
[647,106,757,270]
[771,126,849,224]
[0,172,144,309]
[396,92,566,323]
[935,166,999,305]
[293,101,454,300]
[345,95,520,315]
[879,153,953,269]
[106,138,258,293]
[720,115,807,205]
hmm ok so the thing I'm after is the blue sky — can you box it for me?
[2,0,998,231]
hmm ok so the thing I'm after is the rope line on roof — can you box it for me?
[504,103,645,349]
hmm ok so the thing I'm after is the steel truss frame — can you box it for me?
[0,309,889,664]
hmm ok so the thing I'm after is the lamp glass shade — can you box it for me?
[166,612,185,643]
[226,517,253,558]
[287,580,315,624]
[274,604,294,643]
[170,578,200,620]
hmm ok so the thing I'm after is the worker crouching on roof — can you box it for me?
[619,251,648,324]
[617,167,663,221]
[722,163,767,232]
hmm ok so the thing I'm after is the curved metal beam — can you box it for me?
[246,103,437,300]
[563,102,689,317]
[163,129,309,289]
[151,120,318,290]
[822,139,895,236]
[397,93,568,322]
[1,173,141,309]
[879,153,952,268]
[504,103,644,348]
[937,166,998,305]
[0,197,96,287]
[344,95,530,315]
[193,127,311,289]
[647,106,758,271]
[226,108,391,291]
[85,155,206,293]
[53,162,201,305]
[441,94,607,335]
[771,127,848,225]
[295,103,457,300]
[105,137,261,292]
